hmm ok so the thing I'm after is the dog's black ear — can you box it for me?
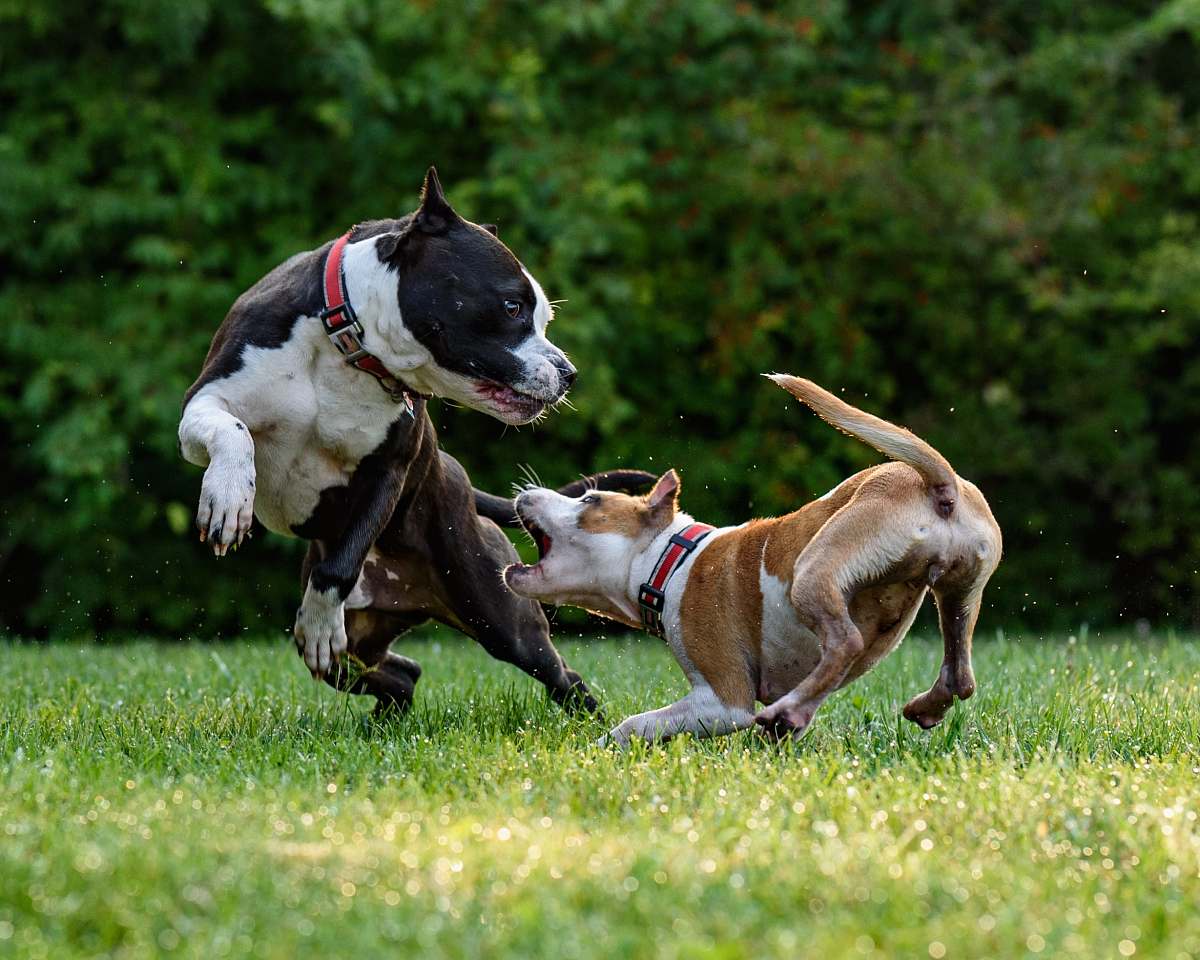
[647,469,680,524]
[415,166,458,234]
[375,223,417,263]
[479,223,499,237]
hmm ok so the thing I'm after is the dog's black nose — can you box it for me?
[559,361,577,392]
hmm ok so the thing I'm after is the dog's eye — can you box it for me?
[504,299,522,319]
[581,494,599,505]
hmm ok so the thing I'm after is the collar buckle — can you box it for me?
[319,300,357,328]
[322,317,369,364]
[321,230,427,417]
[638,584,665,612]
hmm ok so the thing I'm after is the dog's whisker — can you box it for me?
[518,463,547,491]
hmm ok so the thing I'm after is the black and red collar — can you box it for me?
[637,522,715,637]
[321,230,425,416]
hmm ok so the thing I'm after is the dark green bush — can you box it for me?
[2,0,1197,636]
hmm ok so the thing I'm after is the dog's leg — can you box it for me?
[178,393,255,556]
[754,495,912,738]
[459,516,599,713]
[433,452,600,714]
[328,608,425,717]
[755,606,864,739]
[294,464,407,678]
[451,520,597,710]
[301,542,440,715]
[902,585,983,729]
[599,685,755,748]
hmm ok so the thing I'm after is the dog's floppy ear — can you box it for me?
[415,166,459,235]
[647,469,680,524]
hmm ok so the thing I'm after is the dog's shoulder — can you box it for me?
[184,219,416,409]
[184,242,335,407]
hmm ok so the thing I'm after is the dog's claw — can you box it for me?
[196,459,255,557]
[293,588,349,679]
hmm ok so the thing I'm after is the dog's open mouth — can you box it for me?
[475,380,547,423]
[516,510,552,567]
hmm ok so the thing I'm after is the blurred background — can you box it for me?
[1,0,1197,639]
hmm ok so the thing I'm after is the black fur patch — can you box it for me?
[184,175,541,406]
[183,245,326,407]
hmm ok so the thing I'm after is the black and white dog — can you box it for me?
[179,168,648,714]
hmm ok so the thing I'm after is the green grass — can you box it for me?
[2,630,1199,959]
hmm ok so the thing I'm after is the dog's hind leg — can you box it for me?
[303,542,426,715]
[452,521,598,715]
[332,609,424,717]
[903,498,1001,729]
[754,493,916,738]
[445,516,597,714]
[902,583,983,730]
[433,454,600,715]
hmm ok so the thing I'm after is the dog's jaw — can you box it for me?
[342,237,567,425]
[504,562,641,627]
[472,379,550,425]
[503,488,659,627]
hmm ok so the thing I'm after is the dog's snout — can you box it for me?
[551,357,577,396]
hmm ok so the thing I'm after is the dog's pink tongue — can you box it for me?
[538,534,551,556]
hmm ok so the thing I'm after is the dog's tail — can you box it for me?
[474,469,657,528]
[768,373,959,517]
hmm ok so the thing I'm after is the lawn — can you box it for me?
[2,629,1199,959]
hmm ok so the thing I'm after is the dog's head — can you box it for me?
[503,471,681,620]
[375,168,574,425]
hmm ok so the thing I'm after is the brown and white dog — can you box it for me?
[504,374,1002,746]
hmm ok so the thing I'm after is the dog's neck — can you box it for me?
[616,512,705,628]
[336,236,441,394]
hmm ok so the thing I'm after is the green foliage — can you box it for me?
[1,0,1198,634]
[2,633,1200,955]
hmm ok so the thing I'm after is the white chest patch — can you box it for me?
[189,323,408,535]
[757,563,822,703]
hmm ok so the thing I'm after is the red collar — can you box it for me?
[637,522,715,637]
[321,230,423,416]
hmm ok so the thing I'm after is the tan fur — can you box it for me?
[678,462,965,718]
[760,473,865,581]
[678,520,773,708]
[504,374,1003,745]
[577,494,648,537]
[769,374,957,496]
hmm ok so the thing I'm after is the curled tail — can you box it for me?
[768,373,959,517]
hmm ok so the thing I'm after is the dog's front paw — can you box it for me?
[197,457,255,557]
[753,701,816,741]
[595,730,628,750]
[293,585,348,678]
